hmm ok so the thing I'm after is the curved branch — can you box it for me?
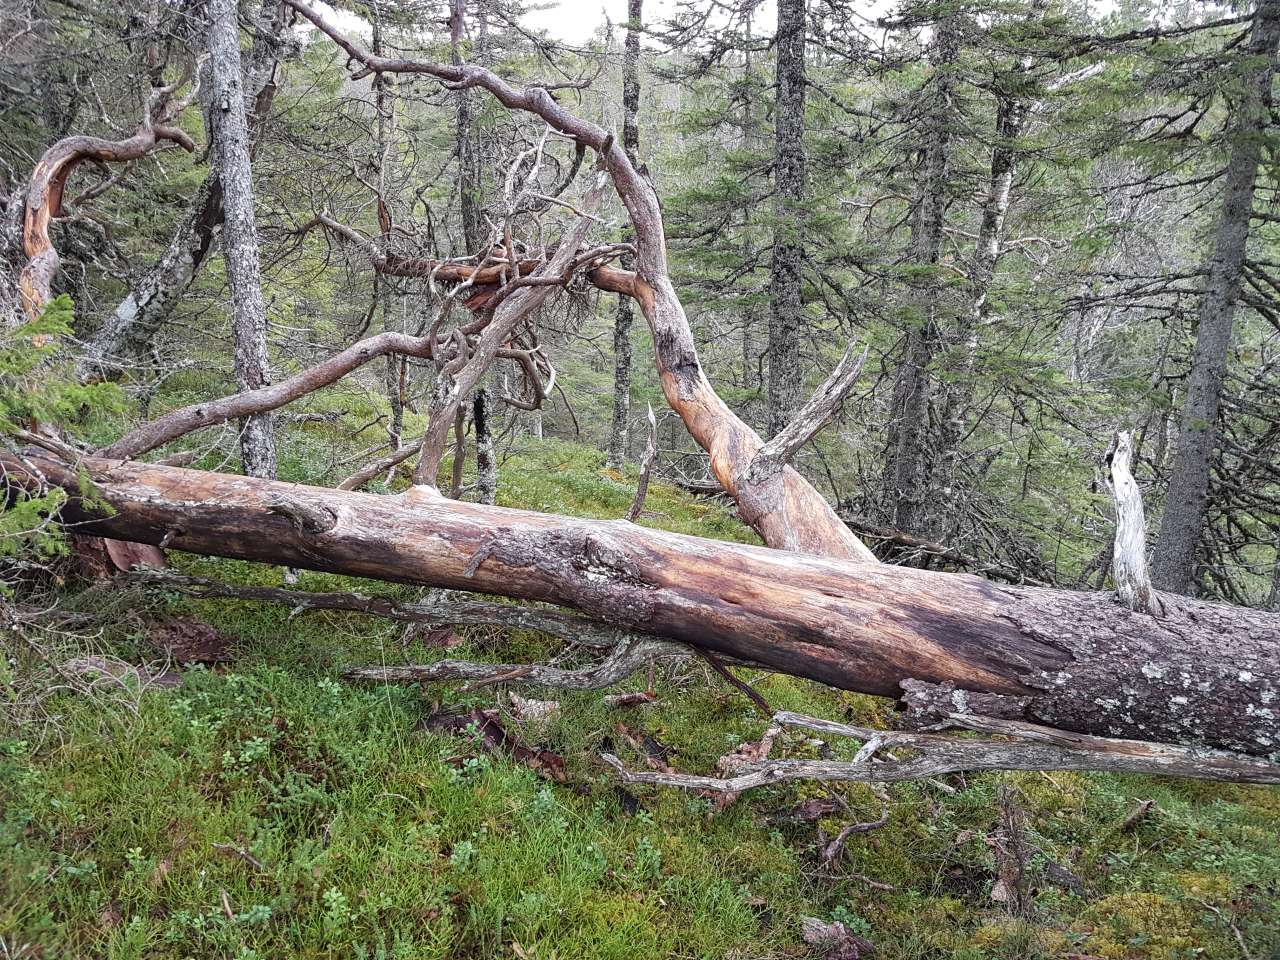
[283,0,875,561]
[20,98,196,323]
[101,330,438,460]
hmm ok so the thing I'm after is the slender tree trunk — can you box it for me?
[450,0,498,503]
[881,16,957,537]
[17,451,1279,762]
[767,0,807,437]
[209,0,277,479]
[78,177,220,379]
[936,80,1027,537]
[607,0,643,470]
[1154,0,1280,595]
[79,0,285,380]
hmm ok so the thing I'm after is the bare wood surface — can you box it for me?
[283,0,876,561]
[748,342,867,485]
[1105,430,1163,615]
[625,404,658,522]
[602,710,1280,792]
[13,451,1279,762]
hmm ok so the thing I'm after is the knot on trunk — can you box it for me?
[265,495,337,536]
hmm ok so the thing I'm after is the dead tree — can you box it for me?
[280,0,874,560]
[7,451,1278,773]
[607,0,643,469]
[76,0,291,380]
[209,0,277,478]
[6,1,1280,788]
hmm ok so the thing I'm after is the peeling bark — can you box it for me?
[13,451,1279,761]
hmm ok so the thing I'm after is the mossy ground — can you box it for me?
[3,441,1278,959]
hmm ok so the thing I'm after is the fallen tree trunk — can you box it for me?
[14,451,1279,763]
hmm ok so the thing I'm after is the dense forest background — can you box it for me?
[3,0,1279,603]
[2,0,1279,957]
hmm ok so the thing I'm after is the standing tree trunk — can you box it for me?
[935,64,1027,538]
[607,0,642,470]
[767,0,807,437]
[881,16,958,537]
[79,0,287,381]
[1154,0,1280,595]
[209,0,277,479]
[451,0,498,504]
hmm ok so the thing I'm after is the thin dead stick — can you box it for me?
[693,647,773,715]
[346,636,689,691]
[125,568,634,650]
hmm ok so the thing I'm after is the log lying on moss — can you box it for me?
[10,452,1279,766]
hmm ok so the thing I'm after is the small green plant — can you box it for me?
[0,295,123,563]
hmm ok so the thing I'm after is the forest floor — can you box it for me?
[3,438,1279,960]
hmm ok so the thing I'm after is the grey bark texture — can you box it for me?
[209,0,277,479]
[607,0,643,470]
[78,177,220,380]
[18,450,1280,764]
[881,16,958,537]
[451,0,498,504]
[79,0,287,381]
[1153,0,1280,595]
[766,0,807,438]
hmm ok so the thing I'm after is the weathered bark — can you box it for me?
[880,16,958,537]
[1105,431,1163,616]
[283,0,875,561]
[767,0,807,437]
[209,0,277,479]
[605,711,1280,790]
[607,0,642,470]
[77,177,220,378]
[1154,0,1280,595]
[77,0,288,379]
[15,451,1279,762]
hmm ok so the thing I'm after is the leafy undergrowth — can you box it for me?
[3,442,1278,959]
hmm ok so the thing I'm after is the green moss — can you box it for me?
[4,442,1278,959]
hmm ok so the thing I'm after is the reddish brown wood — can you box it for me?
[20,123,194,324]
[283,0,876,562]
[13,452,1278,760]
